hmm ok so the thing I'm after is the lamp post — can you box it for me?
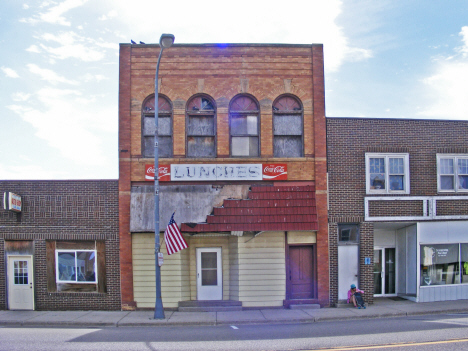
[154,33,175,319]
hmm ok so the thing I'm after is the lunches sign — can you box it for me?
[145,164,287,182]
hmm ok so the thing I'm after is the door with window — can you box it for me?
[8,255,34,310]
[374,248,396,296]
[197,248,222,300]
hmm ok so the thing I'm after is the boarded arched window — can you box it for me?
[229,95,260,157]
[186,94,216,158]
[141,94,173,158]
[272,95,303,157]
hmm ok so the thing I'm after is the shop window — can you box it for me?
[437,154,468,192]
[338,224,359,243]
[365,153,410,194]
[229,95,260,157]
[186,95,216,157]
[46,241,106,293]
[462,244,468,284]
[272,95,303,157]
[420,244,460,286]
[56,250,96,283]
[142,94,173,158]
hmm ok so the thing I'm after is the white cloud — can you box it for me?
[7,87,117,167]
[1,67,20,78]
[21,0,89,26]
[107,0,371,72]
[0,163,69,180]
[99,9,117,21]
[82,73,107,82]
[417,27,468,120]
[36,31,111,61]
[26,45,41,53]
[12,92,31,102]
[27,64,79,85]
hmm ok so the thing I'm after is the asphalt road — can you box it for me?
[1,313,468,351]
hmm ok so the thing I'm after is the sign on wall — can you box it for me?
[3,192,22,212]
[145,163,287,181]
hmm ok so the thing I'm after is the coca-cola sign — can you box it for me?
[262,164,288,180]
[145,163,287,181]
[145,164,170,181]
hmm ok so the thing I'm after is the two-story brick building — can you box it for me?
[0,180,120,310]
[118,43,329,310]
[327,118,468,306]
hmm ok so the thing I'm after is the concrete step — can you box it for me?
[289,304,320,310]
[178,300,242,312]
[336,300,368,308]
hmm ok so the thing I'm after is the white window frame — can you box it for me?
[365,153,410,194]
[55,249,97,284]
[437,154,468,193]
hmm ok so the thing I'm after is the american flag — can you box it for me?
[164,212,188,255]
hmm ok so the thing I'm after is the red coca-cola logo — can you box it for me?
[145,164,170,181]
[264,165,285,173]
[262,164,287,180]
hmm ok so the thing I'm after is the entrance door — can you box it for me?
[197,248,222,300]
[8,255,34,310]
[374,248,396,296]
[289,246,315,299]
[338,245,359,300]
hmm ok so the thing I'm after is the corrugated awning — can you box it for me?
[180,185,318,232]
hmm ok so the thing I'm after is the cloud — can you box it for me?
[417,27,468,120]
[27,64,79,85]
[1,67,20,78]
[11,92,31,102]
[20,0,89,26]
[7,87,117,167]
[107,0,371,72]
[26,45,41,53]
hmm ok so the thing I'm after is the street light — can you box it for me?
[154,33,174,319]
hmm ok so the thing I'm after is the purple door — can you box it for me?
[289,246,315,299]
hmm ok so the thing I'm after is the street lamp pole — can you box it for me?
[154,33,175,320]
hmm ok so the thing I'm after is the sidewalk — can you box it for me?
[1,298,468,328]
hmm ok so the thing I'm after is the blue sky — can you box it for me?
[1,0,467,180]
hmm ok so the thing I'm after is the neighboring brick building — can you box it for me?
[0,180,120,310]
[327,118,468,305]
[118,43,329,310]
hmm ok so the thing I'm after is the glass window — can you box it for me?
[462,244,468,284]
[57,250,96,283]
[142,94,173,158]
[366,153,410,194]
[437,155,468,192]
[420,244,459,286]
[186,95,216,158]
[272,95,303,158]
[338,224,359,243]
[229,95,259,157]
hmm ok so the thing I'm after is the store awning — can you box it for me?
[180,185,318,233]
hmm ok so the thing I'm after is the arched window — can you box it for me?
[141,94,173,158]
[272,95,303,157]
[229,95,260,157]
[186,94,216,158]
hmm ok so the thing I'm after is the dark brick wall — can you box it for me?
[327,117,468,305]
[0,180,120,310]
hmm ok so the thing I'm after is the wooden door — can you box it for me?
[289,246,315,299]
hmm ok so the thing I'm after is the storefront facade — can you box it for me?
[327,118,468,305]
[118,43,329,310]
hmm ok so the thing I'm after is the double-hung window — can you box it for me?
[366,153,410,194]
[142,94,173,158]
[186,95,216,158]
[229,95,260,157]
[437,154,468,192]
[56,250,97,283]
[273,95,303,157]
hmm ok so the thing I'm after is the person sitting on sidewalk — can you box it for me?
[347,284,366,309]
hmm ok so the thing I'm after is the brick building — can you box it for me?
[0,180,120,310]
[327,118,468,305]
[118,43,329,310]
